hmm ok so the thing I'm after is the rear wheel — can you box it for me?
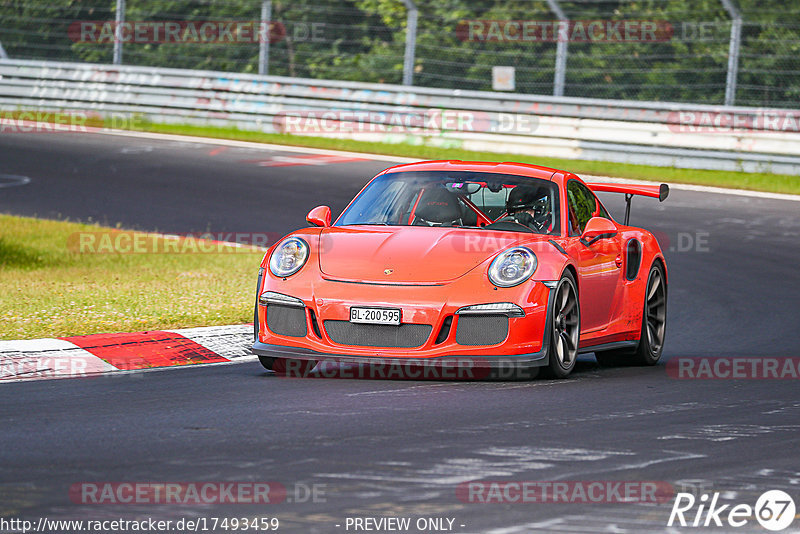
[543,271,580,379]
[258,356,316,376]
[595,262,667,366]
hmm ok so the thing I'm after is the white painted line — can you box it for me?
[99,129,800,202]
[168,324,256,362]
[0,338,117,382]
[100,128,419,164]
[581,174,800,202]
[7,120,800,200]
[0,338,76,352]
[0,325,258,383]
[0,174,32,188]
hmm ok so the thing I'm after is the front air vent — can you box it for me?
[434,316,453,344]
[308,308,322,338]
[455,315,509,346]
[266,305,308,337]
[323,321,432,348]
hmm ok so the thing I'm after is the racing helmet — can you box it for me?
[506,185,549,215]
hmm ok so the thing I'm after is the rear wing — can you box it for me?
[585,182,669,225]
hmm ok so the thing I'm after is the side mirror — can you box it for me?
[306,205,331,227]
[580,217,617,246]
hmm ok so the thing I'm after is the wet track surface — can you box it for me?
[1,132,799,533]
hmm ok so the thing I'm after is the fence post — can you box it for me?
[546,0,568,97]
[720,0,741,106]
[258,0,272,76]
[402,0,418,86]
[0,40,8,60]
[113,0,125,65]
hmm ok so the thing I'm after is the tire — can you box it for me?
[542,270,580,379]
[258,356,317,376]
[258,356,277,371]
[595,262,667,367]
[255,307,317,376]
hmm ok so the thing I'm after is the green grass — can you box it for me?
[132,122,800,195]
[0,214,264,340]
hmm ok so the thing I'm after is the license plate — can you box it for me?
[349,307,401,325]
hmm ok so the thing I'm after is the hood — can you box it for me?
[318,226,546,283]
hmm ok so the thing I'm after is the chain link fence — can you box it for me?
[0,0,798,108]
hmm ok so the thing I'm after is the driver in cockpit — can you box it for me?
[502,185,554,233]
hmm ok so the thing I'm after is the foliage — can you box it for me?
[0,0,798,106]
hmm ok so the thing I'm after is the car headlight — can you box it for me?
[488,247,537,287]
[269,237,309,277]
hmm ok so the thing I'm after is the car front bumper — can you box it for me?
[252,274,556,370]
[251,341,550,369]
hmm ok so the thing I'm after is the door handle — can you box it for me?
[615,255,623,268]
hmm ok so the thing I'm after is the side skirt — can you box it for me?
[578,340,638,354]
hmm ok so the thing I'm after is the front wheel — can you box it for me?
[258,356,316,376]
[543,271,580,379]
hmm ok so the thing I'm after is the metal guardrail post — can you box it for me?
[259,0,272,76]
[546,0,568,97]
[720,0,741,106]
[402,0,418,86]
[0,41,8,60]
[113,0,126,65]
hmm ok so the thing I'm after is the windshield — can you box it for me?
[336,171,560,235]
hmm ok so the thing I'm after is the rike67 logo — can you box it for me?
[668,489,796,531]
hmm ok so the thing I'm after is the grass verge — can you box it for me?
[0,214,263,340]
[131,122,800,195]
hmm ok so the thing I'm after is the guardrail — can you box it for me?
[1,59,799,174]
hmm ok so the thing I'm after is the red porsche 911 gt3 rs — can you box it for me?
[252,160,668,379]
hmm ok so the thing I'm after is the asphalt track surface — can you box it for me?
[1,132,799,533]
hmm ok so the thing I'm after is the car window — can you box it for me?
[567,181,598,236]
[472,188,508,220]
[340,179,413,224]
[596,200,611,220]
[368,180,412,223]
[336,171,560,235]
